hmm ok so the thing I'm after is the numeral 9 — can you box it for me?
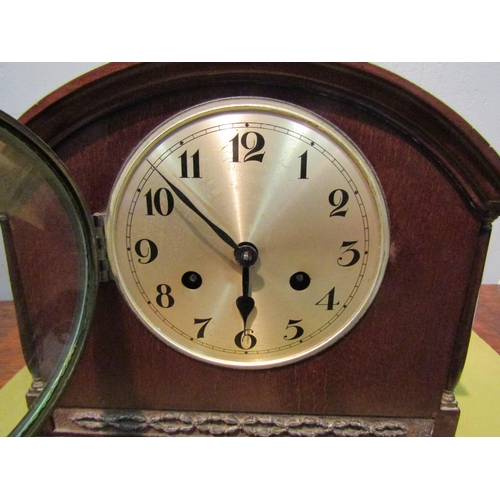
[134,238,158,264]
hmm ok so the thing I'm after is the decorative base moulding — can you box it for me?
[51,408,436,437]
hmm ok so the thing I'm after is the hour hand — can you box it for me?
[235,243,259,329]
[236,268,255,327]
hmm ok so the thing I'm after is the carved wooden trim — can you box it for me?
[52,408,434,437]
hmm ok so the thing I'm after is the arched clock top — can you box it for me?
[20,63,500,222]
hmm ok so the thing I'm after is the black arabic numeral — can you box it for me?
[145,188,174,216]
[134,238,159,264]
[338,241,361,267]
[329,189,349,217]
[156,284,175,308]
[315,286,340,310]
[234,329,257,350]
[284,319,304,340]
[298,151,308,179]
[179,150,201,178]
[231,132,265,163]
[194,318,212,339]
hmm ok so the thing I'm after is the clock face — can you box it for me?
[106,98,389,369]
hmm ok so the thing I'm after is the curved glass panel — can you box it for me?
[0,110,98,436]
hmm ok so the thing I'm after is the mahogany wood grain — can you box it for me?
[0,287,498,387]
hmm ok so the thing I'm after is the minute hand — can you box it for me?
[153,166,239,251]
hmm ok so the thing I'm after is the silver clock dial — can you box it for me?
[106,98,389,368]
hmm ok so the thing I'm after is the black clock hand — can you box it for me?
[236,267,254,329]
[151,163,239,251]
[235,243,259,330]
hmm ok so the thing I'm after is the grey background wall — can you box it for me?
[0,62,499,301]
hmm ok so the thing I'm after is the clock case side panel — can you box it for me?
[19,63,500,433]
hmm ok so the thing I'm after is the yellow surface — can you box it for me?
[0,332,499,436]
[0,366,30,436]
[456,332,500,436]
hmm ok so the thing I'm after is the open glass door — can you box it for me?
[0,110,98,436]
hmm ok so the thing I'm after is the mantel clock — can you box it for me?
[2,63,500,436]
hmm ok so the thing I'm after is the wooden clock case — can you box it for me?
[16,63,500,436]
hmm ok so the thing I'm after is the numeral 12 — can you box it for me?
[231,132,265,163]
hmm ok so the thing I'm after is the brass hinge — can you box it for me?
[93,213,111,283]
